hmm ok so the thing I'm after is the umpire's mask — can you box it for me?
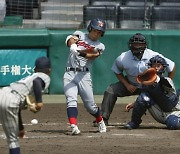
[129,33,147,60]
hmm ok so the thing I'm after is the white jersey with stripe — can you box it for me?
[10,72,50,97]
[66,30,105,69]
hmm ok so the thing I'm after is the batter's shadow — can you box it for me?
[29,129,69,134]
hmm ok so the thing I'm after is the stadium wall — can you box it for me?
[0,29,179,94]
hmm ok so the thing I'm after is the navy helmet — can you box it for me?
[87,18,106,36]
[148,55,168,68]
[166,115,180,130]
[148,55,169,75]
[35,56,51,70]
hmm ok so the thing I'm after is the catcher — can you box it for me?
[124,55,180,130]
[0,56,51,154]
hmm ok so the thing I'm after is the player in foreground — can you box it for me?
[63,18,107,135]
[0,56,51,154]
[125,55,180,130]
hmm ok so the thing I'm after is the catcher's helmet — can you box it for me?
[35,56,51,69]
[148,55,168,68]
[129,33,147,59]
[148,55,168,75]
[87,18,106,36]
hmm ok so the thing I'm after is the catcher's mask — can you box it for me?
[35,56,51,74]
[148,55,169,75]
[87,18,106,37]
[129,33,147,59]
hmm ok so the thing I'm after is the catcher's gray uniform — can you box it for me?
[0,57,50,153]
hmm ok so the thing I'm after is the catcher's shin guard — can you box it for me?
[177,89,180,96]
[101,91,117,120]
[131,93,151,125]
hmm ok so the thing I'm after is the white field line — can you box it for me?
[112,134,146,137]
[0,122,160,126]
[0,133,147,140]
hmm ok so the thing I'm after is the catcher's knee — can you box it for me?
[166,115,180,130]
[137,93,153,108]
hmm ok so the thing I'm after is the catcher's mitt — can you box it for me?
[25,95,38,113]
[136,68,157,85]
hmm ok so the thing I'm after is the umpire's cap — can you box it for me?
[129,33,146,44]
[35,56,51,69]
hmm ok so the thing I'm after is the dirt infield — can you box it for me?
[1,96,180,154]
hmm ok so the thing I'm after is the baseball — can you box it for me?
[31,119,38,125]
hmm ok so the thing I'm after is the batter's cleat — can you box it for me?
[124,121,139,130]
[93,118,108,127]
[71,124,81,135]
[98,119,107,133]
[93,120,98,127]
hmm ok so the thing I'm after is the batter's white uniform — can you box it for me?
[0,73,50,149]
[64,30,105,114]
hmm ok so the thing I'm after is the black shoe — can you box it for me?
[103,118,108,126]
[124,121,139,130]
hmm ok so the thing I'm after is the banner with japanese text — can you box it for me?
[0,49,47,86]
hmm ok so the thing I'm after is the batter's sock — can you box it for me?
[67,107,78,125]
[69,117,77,125]
[96,115,103,123]
[10,147,20,154]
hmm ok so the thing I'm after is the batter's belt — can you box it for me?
[65,67,89,72]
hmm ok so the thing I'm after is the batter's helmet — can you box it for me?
[87,18,106,36]
[166,115,180,130]
[35,56,51,69]
[129,33,147,59]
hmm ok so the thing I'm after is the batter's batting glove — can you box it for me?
[94,47,103,54]
[70,44,80,56]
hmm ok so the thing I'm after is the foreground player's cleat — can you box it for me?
[124,121,139,130]
[98,120,107,133]
[71,124,81,135]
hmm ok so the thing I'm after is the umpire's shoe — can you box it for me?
[71,124,81,135]
[124,121,139,130]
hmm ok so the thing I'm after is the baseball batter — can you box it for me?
[63,18,107,135]
[99,33,175,126]
[0,56,51,154]
[125,55,180,130]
